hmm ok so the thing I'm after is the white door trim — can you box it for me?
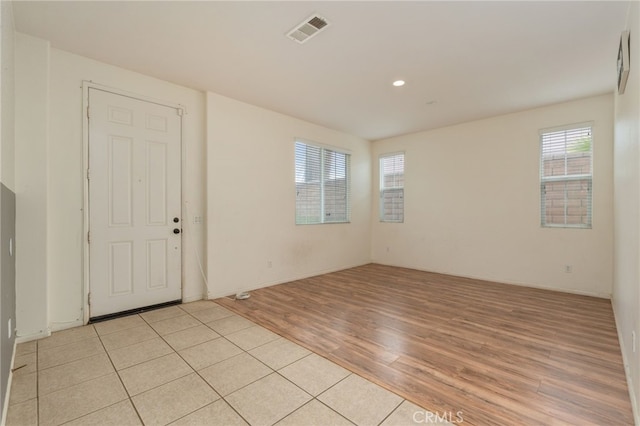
[81,81,186,324]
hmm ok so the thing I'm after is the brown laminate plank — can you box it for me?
[216,263,634,425]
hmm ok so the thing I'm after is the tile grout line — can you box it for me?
[201,311,355,426]
[161,305,255,426]
[222,300,431,420]
[29,306,237,425]
[203,301,406,426]
[199,306,294,425]
[25,301,412,426]
[183,305,261,424]
[162,303,332,426]
[135,308,204,402]
[245,321,412,425]
[313,398,358,426]
[375,398,406,426]
[268,369,340,426]
[95,316,146,426]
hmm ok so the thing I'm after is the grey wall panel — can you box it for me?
[1,183,16,407]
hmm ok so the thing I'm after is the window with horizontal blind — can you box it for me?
[380,153,404,222]
[540,125,592,228]
[295,141,350,225]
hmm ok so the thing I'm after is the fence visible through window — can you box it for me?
[540,126,592,228]
[380,153,404,223]
[295,141,350,225]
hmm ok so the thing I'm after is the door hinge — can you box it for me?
[88,292,91,306]
[86,168,90,180]
[177,108,184,117]
[86,106,90,119]
[87,231,91,244]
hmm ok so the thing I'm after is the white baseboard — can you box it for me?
[206,261,372,300]
[612,305,640,426]
[15,329,50,344]
[182,293,206,303]
[50,320,84,333]
[373,261,611,299]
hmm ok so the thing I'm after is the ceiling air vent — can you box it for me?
[286,14,330,44]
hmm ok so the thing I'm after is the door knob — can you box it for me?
[173,228,181,234]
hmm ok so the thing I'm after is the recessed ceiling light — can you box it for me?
[392,80,405,87]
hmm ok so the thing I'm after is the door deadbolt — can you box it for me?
[173,228,181,234]
[173,217,180,223]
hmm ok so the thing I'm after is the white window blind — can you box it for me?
[540,125,592,228]
[295,141,350,225]
[380,153,404,222]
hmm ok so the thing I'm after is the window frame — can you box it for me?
[539,123,593,229]
[379,152,405,223]
[294,140,351,225]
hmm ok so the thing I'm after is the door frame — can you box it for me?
[81,81,186,324]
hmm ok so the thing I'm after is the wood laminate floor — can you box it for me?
[216,263,634,426]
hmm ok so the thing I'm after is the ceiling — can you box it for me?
[13,1,630,141]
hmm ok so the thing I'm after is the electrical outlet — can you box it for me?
[267,260,273,268]
[8,318,11,339]
[564,265,573,273]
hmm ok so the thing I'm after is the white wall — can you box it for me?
[372,94,614,297]
[1,0,14,192]
[206,92,371,298]
[14,34,207,337]
[613,1,640,422]
[15,33,49,339]
[0,1,16,421]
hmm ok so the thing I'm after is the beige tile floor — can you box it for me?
[5,301,450,426]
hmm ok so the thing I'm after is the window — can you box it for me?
[540,125,592,228]
[295,141,350,224]
[380,153,404,222]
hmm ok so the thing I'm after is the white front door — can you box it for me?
[88,88,182,318]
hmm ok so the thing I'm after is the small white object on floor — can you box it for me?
[235,292,251,300]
